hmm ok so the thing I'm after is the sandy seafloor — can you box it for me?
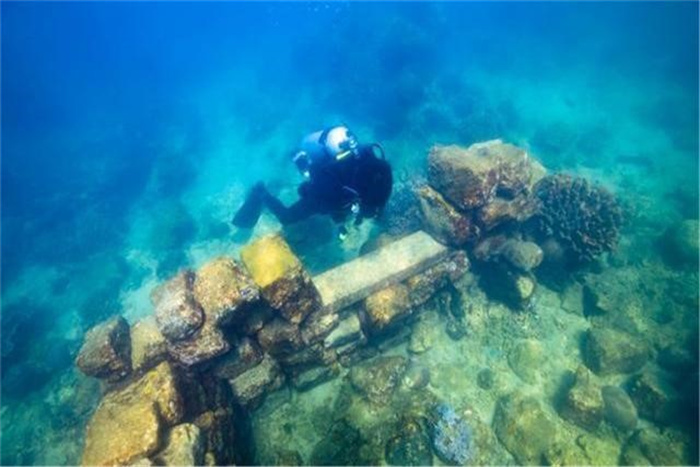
[1,2,698,465]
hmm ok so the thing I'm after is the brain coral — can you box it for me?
[533,174,623,264]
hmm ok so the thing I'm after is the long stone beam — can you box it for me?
[312,231,449,313]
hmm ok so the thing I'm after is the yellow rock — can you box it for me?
[193,257,260,325]
[130,317,167,373]
[240,234,301,288]
[82,398,161,466]
[364,283,411,332]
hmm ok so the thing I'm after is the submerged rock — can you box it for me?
[584,327,649,375]
[240,234,321,325]
[405,250,469,307]
[559,366,604,431]
[167,321,230,367]
[417,185,476,247]
[474,235,543,272]
[151,270,204,342]
[193,257,260,326]
[154,423,204,466]
[492,392,557,465]
[310,419,366,466]
[363,283,412,334]
[256,318,303,357]
[228,355,284,409]
[130,316,167,373]
[385,417,433,466]
[323,312,364,349]
[213,337,264,381]
[81,362,184,465]
[349,356,408,405]
[81,395,161,466]
[507,339,543,384]
[601,385,638,431]
[622,427,689,466]
[627,369,677,424]
[428,140,544,211]
[429,403,474,465]
[76,315,132,382]
[301,309,339,345]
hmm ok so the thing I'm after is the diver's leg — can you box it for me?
[232,182,266,228]
[262,191,317,225]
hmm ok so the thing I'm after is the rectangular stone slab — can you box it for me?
[313,231,449,313]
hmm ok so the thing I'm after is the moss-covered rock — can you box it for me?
[349,356,408,405]
[627,369,677,424]
[81,361,184,465]
[130,316,167,373]
[417,185,476,247]
[559,366,604,431]
[405,250,469,307]
[81,398,161,466]
[363,283,412,333]
[213,337,263,381]
[151,271,204,342]
[240,234,321,324]
[154,423,204,466]
[228,355,284,409]
[256,318,304,357]
[193,257,260,326]
[76,315,132,382]
[507,339,543,384]
[584,326,649,375]
[167,321,230,367]
[601,385,638,432]
[385,417,432,466]
[622,427,689,466]
[492,392,557,465]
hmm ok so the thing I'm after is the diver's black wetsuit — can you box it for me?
[232,144,392,229]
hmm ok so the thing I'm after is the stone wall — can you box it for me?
[75,231,468,465]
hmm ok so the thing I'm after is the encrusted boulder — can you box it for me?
[291,365,340,392]
[256,318,304,357]
[193,257,260,326]
[474,236,543,272]
[192,408,237,466]
[167,321,230,367]
[507,339,543,384]
[478,195,539,231]
[621,427,689,466]
[240,234,321,324]
[363,283,412,334]
[405,250,469,306]
[559,366,604,431]
[151,271,204,342]
[76,315,132,382]
[584,327,649,375]
[492,392,557,465]
[213,337,264,381]
[130,316,167,373]
[429,403,475,465]
[417,185,476,247]
[349,356,408,405]
[627,369,677,424]
[428,140,544,211]
[385,416,433,466]
[324,312,365,350]
[228,355,285,409]
[81,362,184,465]
[601,385,638,431]
[301,309,339,345]
[154,423,204,466]
[82,396,161,466]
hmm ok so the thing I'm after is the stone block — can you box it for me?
[151,270,204,342]
[130,316,167,373]
[363,283,412,333]
[76,315,131,382]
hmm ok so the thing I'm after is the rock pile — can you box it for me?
[75,232,468,465]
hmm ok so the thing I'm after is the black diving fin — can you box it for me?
[231,182,266,229]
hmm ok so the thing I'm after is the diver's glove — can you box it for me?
[338,225,349,242]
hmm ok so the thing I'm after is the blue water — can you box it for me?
[1,2,698,465]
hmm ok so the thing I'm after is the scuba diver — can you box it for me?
[232,125,393,240]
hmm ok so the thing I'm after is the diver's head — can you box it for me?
[324,126,359,160]
[360,158,393,218]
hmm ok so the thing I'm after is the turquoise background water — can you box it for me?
[1,2,697,464]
